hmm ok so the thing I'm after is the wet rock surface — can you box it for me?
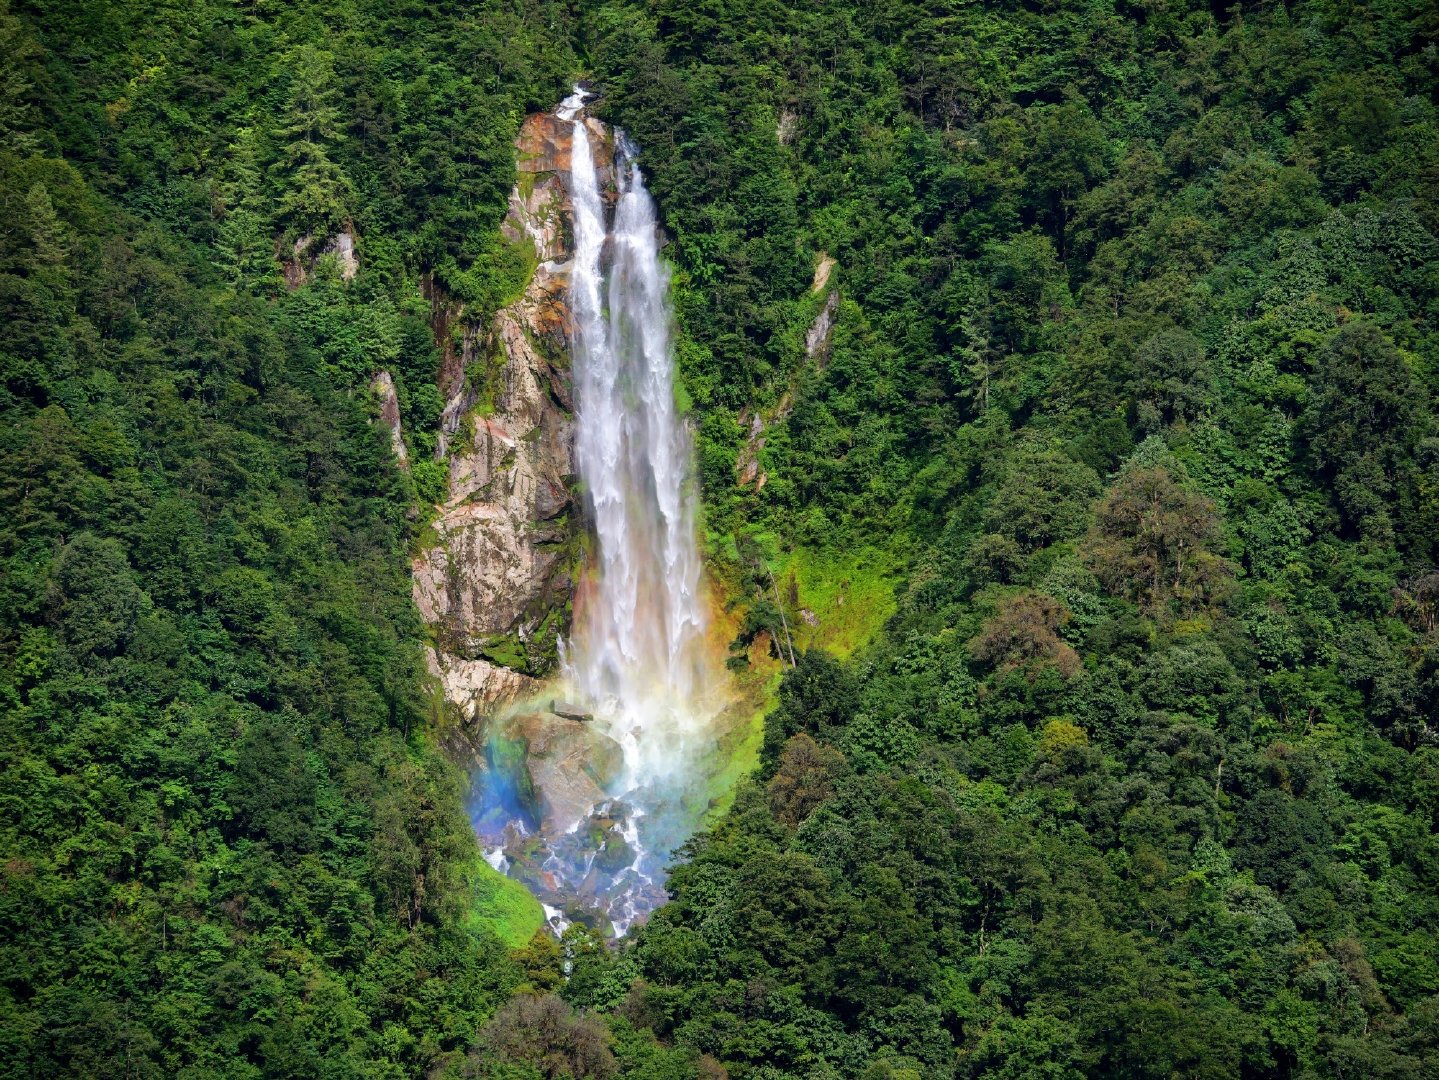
[283,227,360,287]
[804,286,840,363]
[417,101,711,940]
[414,113,600,705]
[426,649,539,725]
[476,796,671,938]
[460,700,672,936]
[370,370,409,468]
[502,710,624,832]
[517,112,613,176]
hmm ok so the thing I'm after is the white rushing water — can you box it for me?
[559,86,717,933]
[561,87,714,786]
[470,89,718,938]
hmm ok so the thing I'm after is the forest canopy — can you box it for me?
[1,0,1437,1076]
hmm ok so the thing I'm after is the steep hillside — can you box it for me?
[2,0,1438,1076]
[0,1,574,1075]
[562,0,1439,1076]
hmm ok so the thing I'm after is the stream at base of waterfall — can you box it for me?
[469,88,722,939]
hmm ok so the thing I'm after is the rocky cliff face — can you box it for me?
[370,370,409,468]
[283,227,359,288]
[737,254,840,490]
[414,112,612,723]
[411,108,679,931]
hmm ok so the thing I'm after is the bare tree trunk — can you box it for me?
[766,562,797,667]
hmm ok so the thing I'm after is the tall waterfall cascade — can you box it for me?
[467,89,722,938]
[557,87,720,933]
[561,88,715,785]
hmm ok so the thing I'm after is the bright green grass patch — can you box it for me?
[691,543,901,825]
[776,545,901,659]
[700,677,777,824]
[462,855,544,947]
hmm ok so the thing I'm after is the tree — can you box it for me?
[971,592,1082,681]
[45,533,147,659]
[1302,321,1426,544]
[964,1010,1088,1079]
[1393,574,1439,635]
[468,994,618,1079]
[760,649,858,775]
[229,717,318,856]
[952,311,1001,416]
[981,446,1102,553]
[1022,97,1111,258]
[1083,467,1234,616]
[767,733,846,826]
[270,46,353,242]
[1130,328,1213,432]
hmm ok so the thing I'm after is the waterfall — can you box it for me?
[555,87,716,933]
[459,90,725,938]
[561,88,711,778]
[468,90,720,938]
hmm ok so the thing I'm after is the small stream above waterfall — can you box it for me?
[467,89,722,938]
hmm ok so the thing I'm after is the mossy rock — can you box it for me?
[477,631,530,671]
[594,834,634,874]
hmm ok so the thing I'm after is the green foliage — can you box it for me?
[0,1,575,1075]
[5,0,1439,1074]
[573,0,1439,1074]
[271,44,354,242]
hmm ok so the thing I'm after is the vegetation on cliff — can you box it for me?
[572,0,1439,1075]
[0,0,575,1075]
[2,0,1437,1075]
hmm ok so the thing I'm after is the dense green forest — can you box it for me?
[2,0,1437,1076]
[0,1,580,1075]
[576,0,1439,1076]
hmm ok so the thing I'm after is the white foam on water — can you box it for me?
[475,88,721,938]
[558,87,719,932]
